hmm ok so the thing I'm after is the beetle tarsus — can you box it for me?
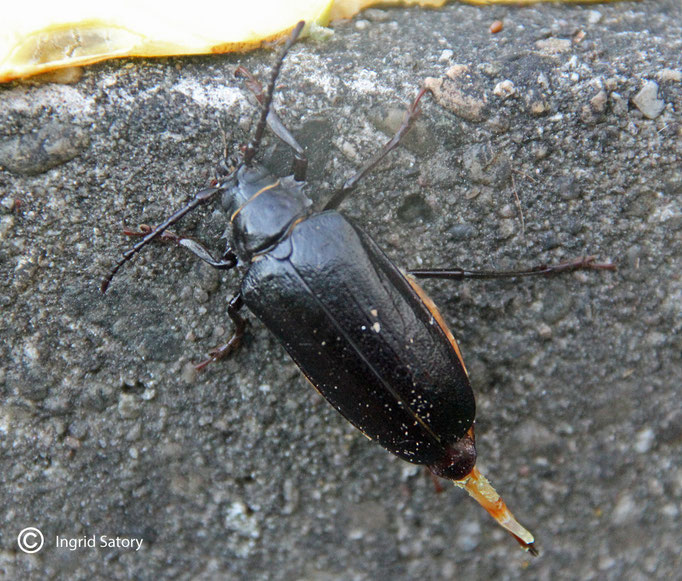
[123,223,176,240]
[541,255,616,273]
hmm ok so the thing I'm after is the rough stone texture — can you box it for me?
[1,2,680,580]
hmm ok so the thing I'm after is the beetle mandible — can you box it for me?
[103,21,614,555]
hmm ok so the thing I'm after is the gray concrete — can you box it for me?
[1,1,680,579]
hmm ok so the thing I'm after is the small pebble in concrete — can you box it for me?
[493,80,516,100]
[489,20,504,34]
[634,428,655,454]
[631,80,666,119]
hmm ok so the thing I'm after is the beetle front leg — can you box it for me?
[195,293,247,370]
[235,65,308,181]
[101,185,224,293]
[123,224,238,270]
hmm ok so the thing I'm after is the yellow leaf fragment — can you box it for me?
[0,0,624,83]
[0,0,333,82]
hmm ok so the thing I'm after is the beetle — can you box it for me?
[102,21,613,555]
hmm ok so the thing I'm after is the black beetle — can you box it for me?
[103,21,613,555]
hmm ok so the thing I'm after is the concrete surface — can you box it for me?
[1,1,680,580]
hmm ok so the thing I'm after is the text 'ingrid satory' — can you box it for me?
[55,535,143,551]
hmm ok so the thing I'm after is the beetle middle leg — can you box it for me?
[323,87,428,211]
[195,293,247,370]
[122,224,245,367]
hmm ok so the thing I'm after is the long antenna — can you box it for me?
[243,21,305,166]
[101,186,222,293]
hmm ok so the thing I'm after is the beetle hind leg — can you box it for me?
[195,293,247,370]
[408,255,615,281]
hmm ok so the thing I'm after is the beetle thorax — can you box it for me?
[222,164,312,261]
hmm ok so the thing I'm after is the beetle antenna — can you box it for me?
[101,185,223,293]
[242,20,305,167]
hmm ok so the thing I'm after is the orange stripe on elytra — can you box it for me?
[404,273,468,376]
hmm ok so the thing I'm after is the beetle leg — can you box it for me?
[195,293,247,370]
[235,65,307,182]
[322,87,428,211]
[408,255,615,280]
[122,224,238,270]
[426,468,447,494]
